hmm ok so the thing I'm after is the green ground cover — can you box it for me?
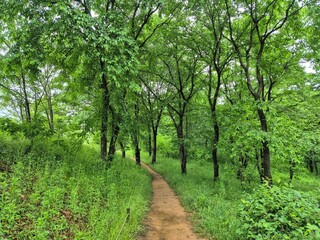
[0,134,152,240]
[140,152,320,240]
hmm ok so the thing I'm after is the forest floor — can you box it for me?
[137,162,204,240]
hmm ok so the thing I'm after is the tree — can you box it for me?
[193,0,233,181]
[156,22,203,174]
[225,0,304,184]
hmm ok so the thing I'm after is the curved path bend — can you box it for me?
[138,162,205,240]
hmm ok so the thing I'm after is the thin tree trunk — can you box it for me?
[148,122,152,157]
[100,58,109,161]
[151,128,157,164]
[120,141,126,158]
[309,159,314,173]
[107,123,119,162]
[237,153,248,182]
[135,138,141,165]
[208,66,222,182]
[134,103,141,165]
[212,120,220,181]
[151,108,162,165]
[257,108,272,184]
[256,148,264,182]
[47,93,54,132]
[21,73,31,122]
[177,117,187,174]
[107,107,120,162]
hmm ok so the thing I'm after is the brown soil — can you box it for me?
[138,162,205,240]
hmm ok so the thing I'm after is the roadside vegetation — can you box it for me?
[140,152,320,240]
[1,1,320,239]
[0,133,152,240]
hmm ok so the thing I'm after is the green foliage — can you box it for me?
[239,185,320,240]
[140,151,245,240]
[156,133,177,158]
[0,138,152,239]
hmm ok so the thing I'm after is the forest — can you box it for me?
[0,0,319,239]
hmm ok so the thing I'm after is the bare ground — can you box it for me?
[138,162,205,240]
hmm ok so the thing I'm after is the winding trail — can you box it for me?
[138,162,204,240]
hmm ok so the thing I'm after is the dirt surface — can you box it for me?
[138,162,205,240]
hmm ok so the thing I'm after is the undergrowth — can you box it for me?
[0,133,152,239]
[140,151,320,240]
[139,151,246,240]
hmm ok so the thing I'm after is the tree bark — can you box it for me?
[148,122,152,156]
[120,141,126,158]
[47,90,54,133]
[21,73,31,122]
[100,58,109,161]
[177,116,187,174]
[135,138,141,165]
[151,108,162,165]
[309,159,314,173]
[134,103,141,165]
[107,123,119,162]
[151,128,157,164]
[208,63,223,182]
[257,108,272,184]
[107,106,120,162]
[212,120,220,181]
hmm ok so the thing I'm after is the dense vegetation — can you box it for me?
[0,133,151,239]
[1,0,320,239]
[140,152,320,239]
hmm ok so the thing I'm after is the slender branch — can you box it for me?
[134,3,161,41]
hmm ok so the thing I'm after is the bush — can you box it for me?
[157,134,177,158]
[239,184,320,240]
[0,139,152,239]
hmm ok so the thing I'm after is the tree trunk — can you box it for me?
[135,139,141,165]
[256,149,264,182]
[134,103,141,165]
[208,67,222,182]
[148,122,152,157]
[309,159,314,173]
[107,107,120,163]
[21,73,31,122]
[237,153,248,182]
[177,117,187,174]
[48,98,54,132]
[107,124,119,162]
[119,141,126,158]
[151,128,157,164]
[47,91,54,133]
[100,58,109,161]
[212,120,220,181]
[151,108,162,165]
[257,108,272,184]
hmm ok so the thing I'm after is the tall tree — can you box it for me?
[193,0,233,181]
[225,0,303,184]
[153,19,203,174]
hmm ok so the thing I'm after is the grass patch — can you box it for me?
[0,136,152,239]
[139,151,320,240]
[139,152,248,240]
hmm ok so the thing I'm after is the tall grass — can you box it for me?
[139,152,247,240]
[140,151,319,240]
[0,134,152,239]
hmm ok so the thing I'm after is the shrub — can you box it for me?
[239,184,320,240]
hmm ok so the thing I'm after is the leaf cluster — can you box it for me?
[239,184,320,239]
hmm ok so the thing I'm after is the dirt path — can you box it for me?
[138,162,204,240]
